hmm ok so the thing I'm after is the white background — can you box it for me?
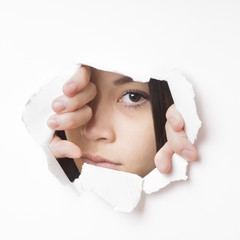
[0,0,240,239]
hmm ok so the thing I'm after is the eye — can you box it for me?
[122,92,144,103]
[118,89,150,109]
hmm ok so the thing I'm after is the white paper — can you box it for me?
[74,164,143,212]
[22,62,201,212]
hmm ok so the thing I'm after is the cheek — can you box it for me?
[65,127,82,145]
[115,109,156,170]
[116,107,155,147]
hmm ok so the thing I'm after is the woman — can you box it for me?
[47,66,197,181]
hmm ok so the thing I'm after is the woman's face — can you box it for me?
[65,68,156,177]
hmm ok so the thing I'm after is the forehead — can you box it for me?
[90,67,131,84]
[89,67,149,93]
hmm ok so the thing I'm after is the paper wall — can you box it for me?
[22,62,201,212]
[2,0,240,239]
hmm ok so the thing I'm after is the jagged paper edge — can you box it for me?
[142,69,201,194]
[22,63,201,212]
[73,164,143,212]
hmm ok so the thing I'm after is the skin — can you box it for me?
[47,65,197,176]
[65,68,156,177]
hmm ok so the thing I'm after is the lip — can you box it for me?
[81,153,121,170]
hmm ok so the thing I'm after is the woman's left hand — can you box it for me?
[154,104,198,173]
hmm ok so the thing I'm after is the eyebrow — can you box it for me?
[113,77,133,86]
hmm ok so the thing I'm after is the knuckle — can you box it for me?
[59,113,75,129]
[89,82,97,96]
[71,96,80,110]
[76,106,92,125]
[52,96,63,110]
[159,142,173,157]
[66,117,75,129]
[80,66,91,85]
[65,106,93,129]
[84,105,92,117]
[52,95,62,104]
[85,82,97,100]
[166,104,175,119]
[162,147,172,157]
[81,65,91,74]
[49,136,59,156]
[169,137,184,154]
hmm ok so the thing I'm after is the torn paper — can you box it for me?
[74,164,143,212]
[22,62,201,213]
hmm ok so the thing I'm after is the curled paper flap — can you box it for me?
[22,66,78,184]
[143,154,188,194]
[164,69,201,144]
[22,62,201,212]
[74,164,143,212]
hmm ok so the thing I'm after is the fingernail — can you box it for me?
[48,118,59,129]
[181,150,195,161]
[156,158,169,173]
[67,82,78,94]
[53,101,66,112]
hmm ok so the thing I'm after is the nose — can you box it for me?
[81,100,116,143]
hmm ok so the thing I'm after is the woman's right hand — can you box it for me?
[47,65,97,159]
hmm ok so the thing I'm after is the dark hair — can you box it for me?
[148,79,174,152]
[55,78,174,182]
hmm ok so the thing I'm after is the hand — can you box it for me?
[47,66,197,175]
[154,104,198,173]
[47,65,96,159]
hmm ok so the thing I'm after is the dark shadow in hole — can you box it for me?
[55,130,80,182]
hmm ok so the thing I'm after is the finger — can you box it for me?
[165,121,198,161]
[154,142,173,174]
[52,81,97,113]
[49,134,82,159]
[166,104,184,132]
[63,65,91,97]
[47,105,92,130]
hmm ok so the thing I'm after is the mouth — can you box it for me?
[81,153,122,170]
